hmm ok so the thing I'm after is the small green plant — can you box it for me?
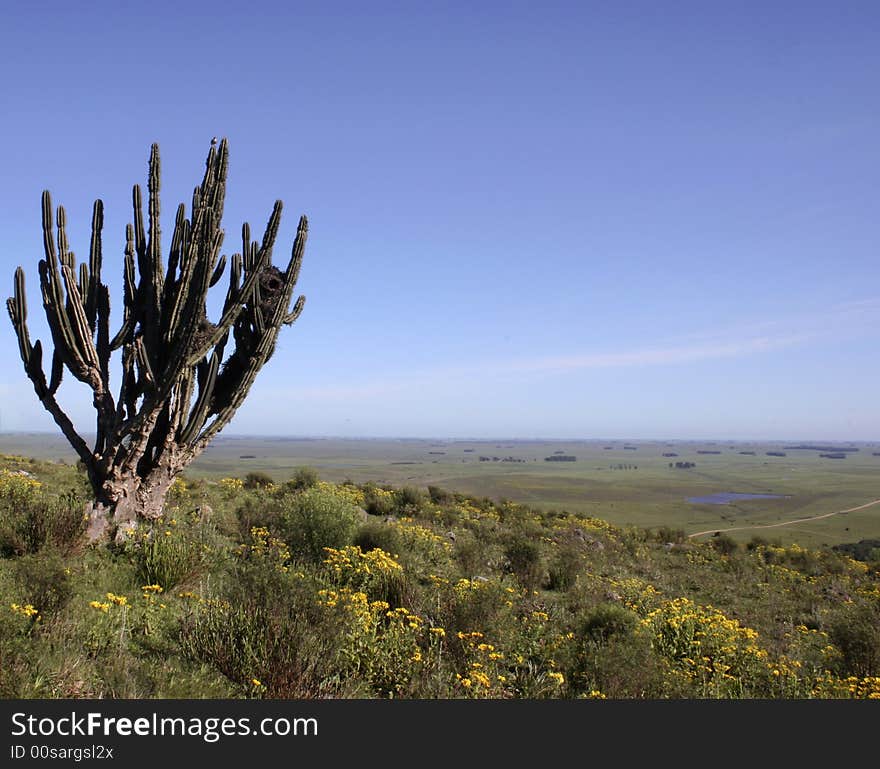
[503,535,545,590]
[276,486,362,562]
[243,471,275,490]
[393,486,424,514]
[0,476,85,557]
[288,466,319,490]
[129,520,212,591]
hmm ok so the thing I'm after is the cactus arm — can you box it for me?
[180,352,220,445]
[85,200,103,330]
[6,275,93,469]
[284,295,306,325]
[209,254,226,288]
[109,225,138,350]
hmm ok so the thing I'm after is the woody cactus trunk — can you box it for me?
[6,139,306,541]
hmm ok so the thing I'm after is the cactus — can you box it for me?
[6,139,307,541]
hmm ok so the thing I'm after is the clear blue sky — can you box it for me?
[1,1,878,441]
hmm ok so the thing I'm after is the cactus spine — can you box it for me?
[6,139,307,540]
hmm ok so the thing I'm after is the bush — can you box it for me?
[654,526,686,544]
[427,485,454,505]
[567,606,663,698]
[710,534,739,556]
[288,466,319,491]
[243,471,275,490]
[362,485,395,517]
[393,486,424,514]
[129,521,213,591]
[11,550,73,618]
[355,518,453,584]
[826,604,880,677]
[0,483,85,557]
[546,542,586,591]
[577,603,639,644]
[180,567,347,698]
[277,487,361,562]
[503,535,544,590]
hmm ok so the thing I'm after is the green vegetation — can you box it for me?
[1,454,878,699]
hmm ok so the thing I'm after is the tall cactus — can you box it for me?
[6,139,307,541]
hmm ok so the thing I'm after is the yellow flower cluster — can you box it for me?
[386,606,423,630]
[89,601,110,613]
[642,597,769,696]
[842,676,880,699]
[323,546,403,580]
[10,603,39,618]
[317,588,388,633]
[455,501,500,522]
[237,527,290,571]
[386,518,452,554]
[169,477,188,496]
[453,578,492,596]
[106,593,128,607]
[0,468,42,499]
[219,477,244,491]
[316,481,366,507]
[607,576,662,612]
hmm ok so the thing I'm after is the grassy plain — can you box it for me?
[2,433,878,549]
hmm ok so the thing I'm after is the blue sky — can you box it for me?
[1,1,878,440]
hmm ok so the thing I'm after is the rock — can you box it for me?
[195,504,213,524]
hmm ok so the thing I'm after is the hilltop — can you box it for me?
[0,454,878,699]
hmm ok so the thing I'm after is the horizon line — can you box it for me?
[1,430,876,445]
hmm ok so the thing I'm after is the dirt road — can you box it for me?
[687,498,880,539]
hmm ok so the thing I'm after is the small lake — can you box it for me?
[687,492,785,505]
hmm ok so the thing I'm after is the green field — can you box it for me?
[2,433,878,549]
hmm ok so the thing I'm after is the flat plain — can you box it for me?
[3,432,878,549]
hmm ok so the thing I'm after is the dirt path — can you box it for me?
[687,498,880,539]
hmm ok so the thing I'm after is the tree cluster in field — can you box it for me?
[544,455,577,462]
[670,461,696,469]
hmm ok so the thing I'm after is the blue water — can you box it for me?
[687,492,784,505]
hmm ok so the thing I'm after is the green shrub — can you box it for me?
[288,466,319,490]
[654,526,686,544]
[577,602,639,643]
[826,604,880,677]
[362,485,395,517]
[503,535,545,590]
[277,487,361,562]
[354,521,400,555]
[393,486,424,514]
[427,485,454,505]
[710,534,739,556]
[547,542,586,591]
[11,550,73,618]
[243,471,275,490]
[129,521,213,591]
[0,480,85,557]
[180,570,345,698]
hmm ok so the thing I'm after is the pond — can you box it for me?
[686,492,785,505]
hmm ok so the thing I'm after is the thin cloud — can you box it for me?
[277,332,809,403]
[256,297,880,403]
[497,333,808,374]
